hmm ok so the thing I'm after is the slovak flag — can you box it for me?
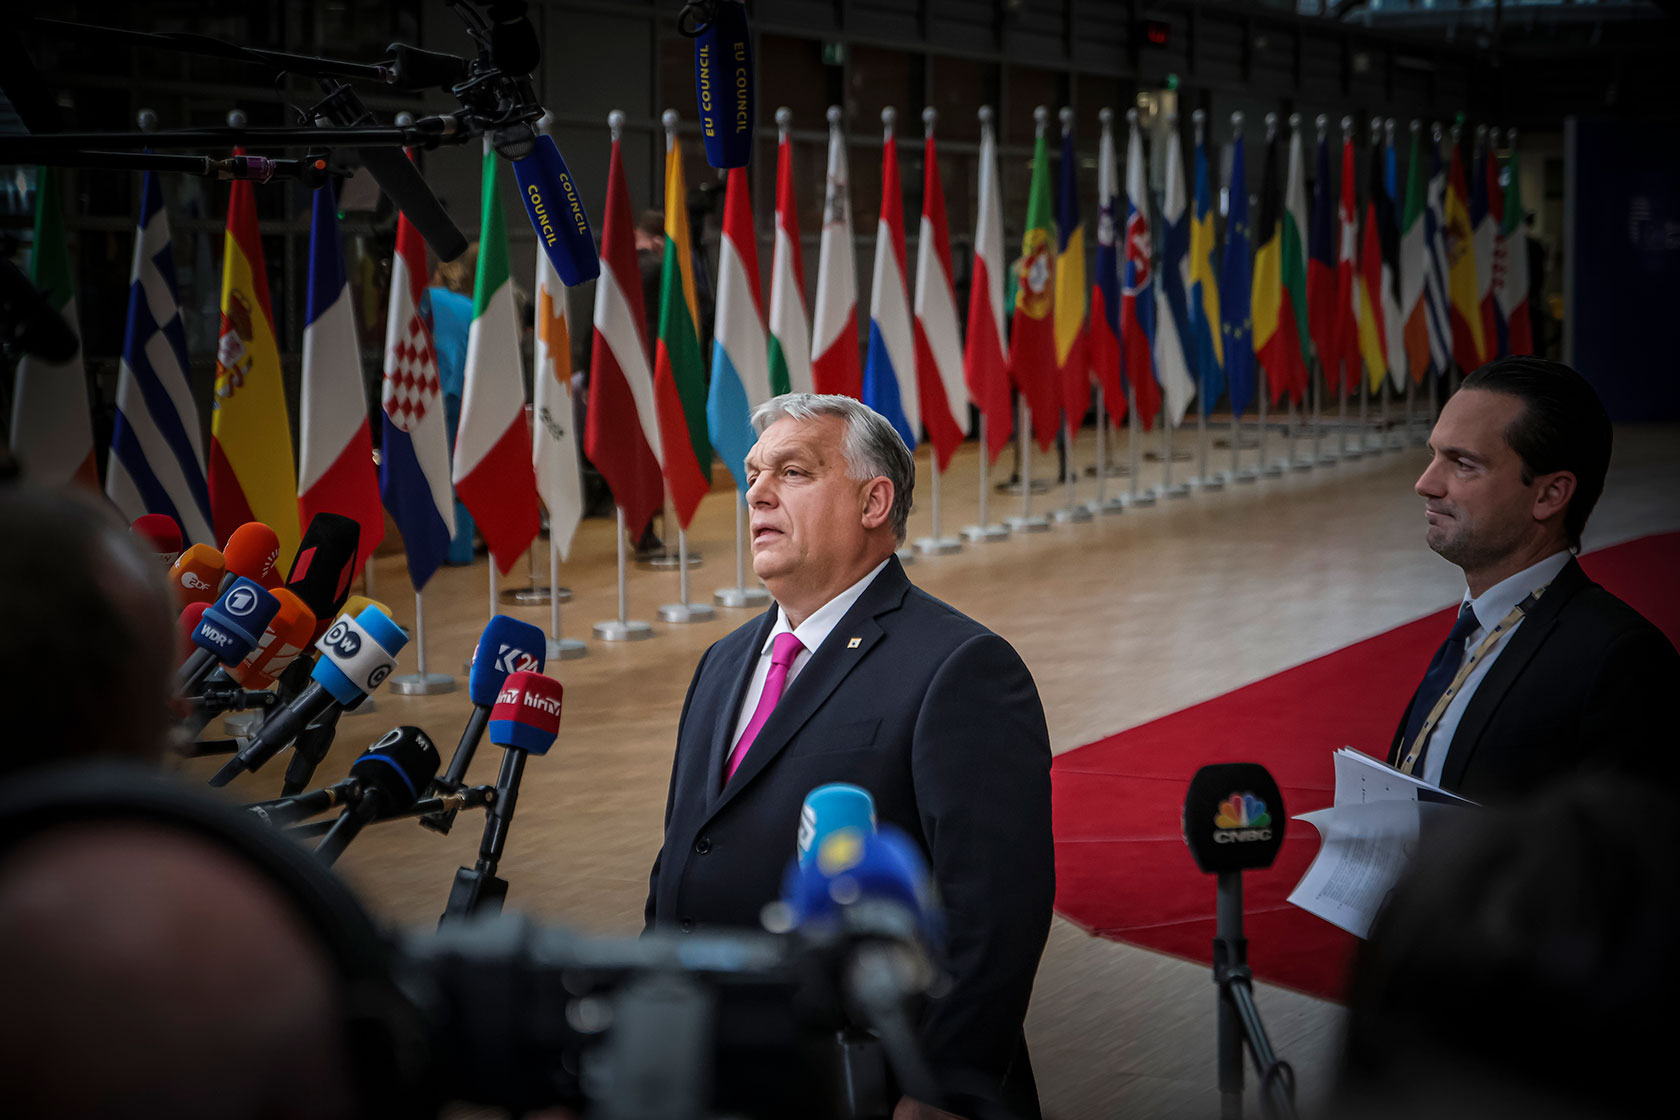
[1121,112,1164,430]
[861,110,918,450]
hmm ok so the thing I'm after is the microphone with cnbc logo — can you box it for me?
[1182,763,1299,1120]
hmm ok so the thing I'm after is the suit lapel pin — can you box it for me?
[847,637,861,649]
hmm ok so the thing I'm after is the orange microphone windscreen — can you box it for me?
[169,544,225,609]
[229,588,318,689]
[222,522,281,588]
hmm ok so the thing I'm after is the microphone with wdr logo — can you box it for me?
[169,543,225,608]
[176,577,281,697]
[179,589,318,740]
[208,605,408,787]
[422,615,546,835]
[683,0,754,168]
[315,725,442,866]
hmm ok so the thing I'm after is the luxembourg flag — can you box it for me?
[911,110,969,472]
[862,110,918,450]
[707,167,772,492]
[811,107,861,399]
[1122,111,1166,430]
[298,184,384,569]
[380,197,455,591]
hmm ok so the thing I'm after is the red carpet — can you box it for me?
[1052,532,1680,1003]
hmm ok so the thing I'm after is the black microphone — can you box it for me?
[683,0,753,169]
[1182,763,1286,874]
[315,726,441,866]
[485,0,540,75]
[313,81,468,262]
[246,773,361,829]
[285,511,362,642]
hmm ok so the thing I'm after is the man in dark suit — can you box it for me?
[1390,356,1678,801]
[646,394,1054,1120]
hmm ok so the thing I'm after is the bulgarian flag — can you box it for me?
[706,167,771,492]
[8,165,97,491]
[1009,110,1063,453]
[298,184,383,569]
[964,106,1013,462]
[811,107,861,399]
[769,112,813,395]
[451,144,541,575]
[652,121,711,529]
[210,158,300,559]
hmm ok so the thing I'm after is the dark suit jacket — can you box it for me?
[1388,557,1679,802]
[646,557,1054,1117]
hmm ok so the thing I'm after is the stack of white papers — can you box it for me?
[1286,749,1475,939]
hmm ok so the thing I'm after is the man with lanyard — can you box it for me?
[1390,356,1678,802]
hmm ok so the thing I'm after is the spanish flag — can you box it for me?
[1444,140,1485,374]
[210,162,300,560]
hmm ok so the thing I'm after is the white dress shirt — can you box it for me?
[727,558,893,751]
[1420,549,1574,786]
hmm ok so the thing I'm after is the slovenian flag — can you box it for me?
[862,111,918,450]
[707,167,772,492]
[299,184,384,569]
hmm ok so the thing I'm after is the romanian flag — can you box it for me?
[1009,112,1063,452]
[1188,127,1225,416]
[211,161,300,559]
[1053,116,1090,428]
[652,125,711,529]
[1444,139,1486,374]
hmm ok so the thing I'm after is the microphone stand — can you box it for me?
[440,748,529,924]
[1212,870,1298,1120]
[280,707,342,797]
[282,785,497,839]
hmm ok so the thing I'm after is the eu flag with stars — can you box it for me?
[1219,131,1256,418]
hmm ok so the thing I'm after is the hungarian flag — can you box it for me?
[1306,130,1340,388]
[586,128,664,537]
[964,107,1013,462]
[652,127,711,529]
[1156,120,1198,426]
[1090,113,1126,429]
[1333,130,1360,394]
[452,145,541,576]
[1053,119,1091,429]
[1188,127,1225,416]
[812,108,861,399]
[911,116,969,472]
[532,148,585,562]
[1009,115,1063,452]
[1497,138,1533,356]
[1398,126,1435,385]
[298,184,383,570]
[707,167,771,492]
[1121,111,1164,430]
[1218,128,1255,419]
[1253,126,1308,408]
[769,118,814,395]
[862,114,919,449]
[1444,139,1486,373]
[10,165,97,490]
[211,161,300,559]
[1355,131,1391,393]
[380,193,455,590]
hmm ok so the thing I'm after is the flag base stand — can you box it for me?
[1087,496,1128,516]
[1262,460,1287,478]
[960,523,1010,542]
[1006,515,1052,532]
[1052,505,1094,524]
[638,549,704,572]
[913,536,962,555]
[658,602,716,623]
[1235,469,1261,484]
[499,585,571,605]
[997,478,1054,496]
[713,585,771,608]
[390,673,457,696]
[1158,482,1193,498]
[593,619,654,641]
[546,638,588,661]
[1191,474,1227,491]
[1126,490,1158,508]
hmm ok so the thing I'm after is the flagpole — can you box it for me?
[1053,417,1093,523]
[1008,398,1050,532]
[659,521,716,621]
[547,533,585,660]
[389,588,457,694]
[715,494,772,607]
[488,562,498,622]
[1092,387,1110,510]
[594,510,654,640]
[961,419,1011,541]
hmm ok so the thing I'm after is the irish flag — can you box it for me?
[769,112,813,395]
[707,167,771,492]
[452,145,541,575]
[811,107,861,399]
[211,160,299,559]
[652,120,711,529]
[862,110,919,450]
[299,184,383,569]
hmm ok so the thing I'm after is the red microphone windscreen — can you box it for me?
[229,588,318,689]
[177,601,210,661]
[131,514,183,562]
[222,522,281,588]
[169,544,225,609]
[488,670,562,754]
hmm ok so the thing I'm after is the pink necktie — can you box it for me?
[725,632,805,784]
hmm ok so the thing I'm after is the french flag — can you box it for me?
[862,109,918,450]
[911,110,968,472]
[299,184,383,570]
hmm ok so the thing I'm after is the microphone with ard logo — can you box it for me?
[315,725,442,866]
[208,605,408,787]
[169,544,226,609]
[681,0,754,169]
[1181,763,1298,1120]
[421,615,546,835]
[179,589,318,739]
[176,577,281,697]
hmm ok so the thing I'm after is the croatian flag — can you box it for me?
[1122,112,1165,430]
[299,184,384,570]
[861,111,918,450]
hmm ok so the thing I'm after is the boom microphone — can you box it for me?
[130,514,183,565]
[685,0,754,169]
[315,725,442,865]
[512,125,600,287]
[208,605,408,787]
[220,521,282,591]
[798,783,877,869]
[169,543,225,608]
[176,577,281,697]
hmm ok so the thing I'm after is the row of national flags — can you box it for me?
[10,110,1534,589]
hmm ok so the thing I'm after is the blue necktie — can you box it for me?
[1399,603,1481,771]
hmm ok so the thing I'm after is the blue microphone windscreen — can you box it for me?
[468,615,548,707]
[782,825,941,944]
[195,578,279,662]
[513,134,600,286]
[799,783,877,868]
[694,0,753,169]
[353,605,409,656]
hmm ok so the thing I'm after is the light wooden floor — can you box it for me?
[176,412,1680,1120]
